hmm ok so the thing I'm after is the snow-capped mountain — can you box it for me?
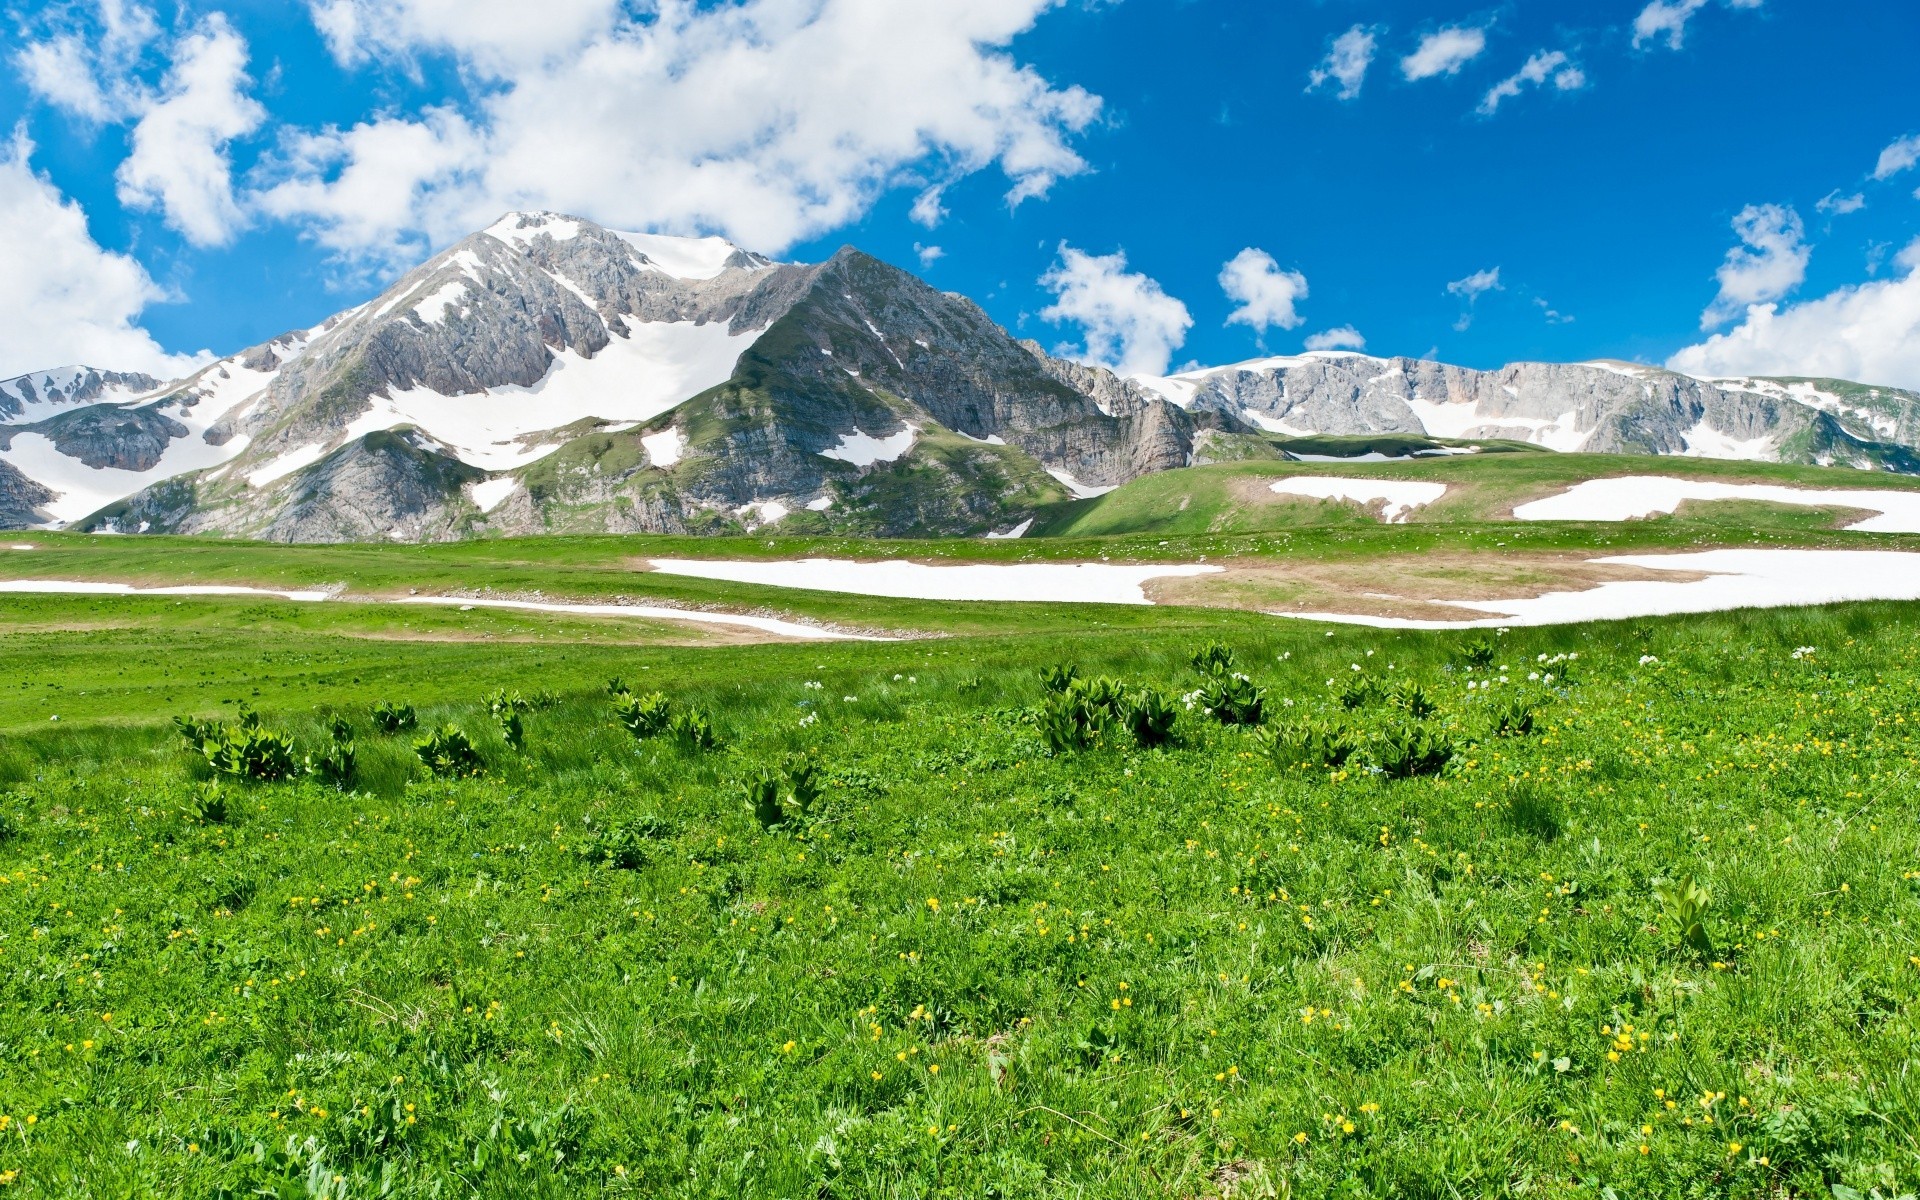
[1137,352,1920,471]
[0,212,1207,537]
[6,212,1920,539]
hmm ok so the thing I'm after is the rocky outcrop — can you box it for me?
[0,461,52,529]
[0,367,163,421]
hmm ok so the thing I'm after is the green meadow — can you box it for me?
[5,454,1920,1196]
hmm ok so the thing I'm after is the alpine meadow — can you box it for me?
[5,0,1920,1197]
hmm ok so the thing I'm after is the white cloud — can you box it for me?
[1874,133,1920,181]
[114,15,265,248]
[1307,26,1378,101]
[1218,248,1308,335]
[0,134,206,379]
[1040,244,1192,378]
[264,0,1101,266]
[12,0,159,123]
[910,187,948,228]
[1535,297,1574,324]
[1304,326,1366,352]
[1447,267,1502,331]
[1401,27,1487,81]
[308,0,625,73]
[914,242,944,268]
[1632,0,1763,52]
[1477,50,1587,115]
[1701,203,1807,329]
[1817,190,1866,216]
[1669,238,1920,390]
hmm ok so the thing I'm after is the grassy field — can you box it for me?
[3,587,1920,1197]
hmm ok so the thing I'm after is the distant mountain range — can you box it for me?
[4,210,1917,538]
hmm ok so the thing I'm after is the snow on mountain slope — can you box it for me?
[0,367,167,424]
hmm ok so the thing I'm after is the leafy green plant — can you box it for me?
[1191,673,1265,726]
[606,676,629,697]
[1190,642,1236,675]
[578,820,668,870]
[1264,720,1358,770]
[747,770,787,829]
[184,788,231,825]
[309,721,356,789]
[1390,680,1439,719]
[1654,874,1715,959]
[1371,723,1455,779]
[785,754,824,816]
[1462,635,1497,669]
[1119,688,1178,747]
[370,701,417,734]
[1032,676,1135,752]
[1037,664,1081,694]
[415,725,483,777]
[486,689,532,717]
[497,708,526,753]
[668,709,719,752]
[1336,674,1384,710]
[749,756,827,829]
[613,691,672,740]
[205,724,303,782]
[1490,699,1536,737]
[173,715,220,754]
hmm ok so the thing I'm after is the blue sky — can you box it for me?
[3,0,1918,387]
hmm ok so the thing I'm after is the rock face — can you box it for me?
[9,213,1920,539]
[1145,353,1920,470]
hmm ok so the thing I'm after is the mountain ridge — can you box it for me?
[4,210,1919,539]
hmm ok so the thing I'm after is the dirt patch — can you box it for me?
[1145,549,1709,622]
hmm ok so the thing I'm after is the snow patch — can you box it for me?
[806,496,834,512]
[955,430,1007,445]
[1513,475,1920,532]
[0,580,332,601]
[986,519,1033,540]
[1047,469,1117,499]
[1679,420,1777,461]
[1404,395,1590,452]
[0,427,252,525]
[735,500,790,525]
[485,212,583,246]
[413,281,468,325]
[647,558,1221,605]
[820,425,917,467]
[642,427,686,468]
[1284,550,1920,629]
[469,477,518,513]
[1268,477,1448,523]
[613,230,756,280]
[247,443,327,488]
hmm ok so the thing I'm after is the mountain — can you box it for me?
[5,212,1920,539]
[1138,353,1920,472]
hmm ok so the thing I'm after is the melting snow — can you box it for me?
[1679,420,1777,461]
[0,428,252,525]
[986,519,1033,540]
[806,496,834,511]
[1268,477,1448,523]
[955,430,1008,446]
[736,500,790,525]
[248,443,328,488]
[0,580,333,601]
[647,558,1220,605]
[820,425,917,467]
[485,213,584,246]
[1404,395,1590,452]
[413,281,468,325]
[1513,475,1920,532]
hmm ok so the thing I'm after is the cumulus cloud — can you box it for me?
[1478,50,1587,115]
[1307,26,1378,100]
[914,243,944,267]
[115,14,266,248]
[1219,248,1308,336]
[262,0,1102,267]
[1401,27,1487,81]
[1817,190,1866,216]
[1875,133,1920,181]
[1039,244,1193,378]
[1701,203,1808,329]
[1446,267,1502,330]
[1304,326,1366,352]
[1632,0,1763,52]
[12,0,159,122]
[0,134,205,379]
[1669,238,1920,390]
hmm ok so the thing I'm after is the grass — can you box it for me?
[4,594,1920,1196]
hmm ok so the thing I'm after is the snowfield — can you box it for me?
[646,558,1222,605]
[1512,475,1920,532]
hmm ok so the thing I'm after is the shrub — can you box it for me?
[370,701,417,734]
[1119,688,1178,747]
[205,724,303,783]
[1033,676,1128,752]
[1371,723,1455,780]
[1190,642,1236,675]
[613,692,672,740]
[1037,664,1080,694]
[1190,673,1265,726]
[668,710,719,752]
[415,725,483,777]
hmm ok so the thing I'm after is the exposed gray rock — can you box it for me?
[0,461,53,529]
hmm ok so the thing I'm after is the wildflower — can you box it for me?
[1639,655,1659,665]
